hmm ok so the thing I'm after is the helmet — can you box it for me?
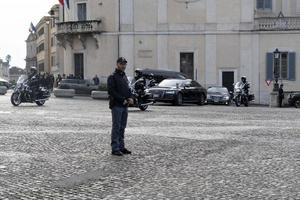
[29,66,37,75]
[241,76,246,82]
[134,70,143,79]
[148,73,154,80]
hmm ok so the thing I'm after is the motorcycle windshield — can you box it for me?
[17,75,28,84]
[234,82,242,89]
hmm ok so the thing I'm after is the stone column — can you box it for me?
[205,35,217,87]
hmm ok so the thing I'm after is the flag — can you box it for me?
[65,0,70,9]
[58,0,64,6]
[30,22,37,33]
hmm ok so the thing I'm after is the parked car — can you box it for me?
[58,79,99,94]
[288,92,300,108]
[207,86,231,105]
[148,79,207,106]
[0,78,10,89]
[134,68,188,83]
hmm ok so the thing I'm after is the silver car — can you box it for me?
[207,86,231,105]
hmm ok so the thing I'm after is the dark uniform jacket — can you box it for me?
[107,69,132,109]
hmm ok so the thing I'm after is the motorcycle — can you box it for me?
[11,75,51,106]
[233,82,250,107]
[130,77,154,111]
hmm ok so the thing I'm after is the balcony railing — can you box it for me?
[56,20,102,35]
[254,17,300,31]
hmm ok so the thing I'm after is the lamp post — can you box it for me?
[273,48,280,92]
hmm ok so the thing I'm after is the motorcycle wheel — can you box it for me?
[235,96,241,107]
[36,100,45,106]
[11,92,21,106]
[244,99,249,107]
[139,105,148,111]
[294,100,300,108]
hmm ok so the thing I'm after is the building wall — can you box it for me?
[58,0,300,104]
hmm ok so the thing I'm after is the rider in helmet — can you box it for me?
[27,66,40,100]
[147,73,156,88]
[240,76,249,94]
[241,76,247,84]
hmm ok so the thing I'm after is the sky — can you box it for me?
[0,0,59,68]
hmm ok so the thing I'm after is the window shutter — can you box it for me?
[266,53,273,80]
[288,52,296,81]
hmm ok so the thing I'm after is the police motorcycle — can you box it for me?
[129,72,155,111]
[233,76,250,107]
[10,74,51,106]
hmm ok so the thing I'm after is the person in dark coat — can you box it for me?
[107,57,133,156]
[278,84,284,107]
[93,74,100,85]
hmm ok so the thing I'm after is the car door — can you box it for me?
[182,80,194,101]
[74,79,84,94]
[191,81,204,101]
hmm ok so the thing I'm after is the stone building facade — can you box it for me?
[56,0,300,104]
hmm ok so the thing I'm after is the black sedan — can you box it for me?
[148,79,207,106]
[207,86,231,105]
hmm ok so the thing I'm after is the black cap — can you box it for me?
[117,57,127,64]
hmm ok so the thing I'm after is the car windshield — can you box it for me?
[158,79,186,87]
[208,87,228,94]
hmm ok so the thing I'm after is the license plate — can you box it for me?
[153,94,160,98]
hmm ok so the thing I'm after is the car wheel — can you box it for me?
[295,99,300,108]
[197,93,205,106]
[174,93,183,106]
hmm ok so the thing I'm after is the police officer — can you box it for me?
[278,84,284,107]
[28,67,40,99]
[107,57,134,156]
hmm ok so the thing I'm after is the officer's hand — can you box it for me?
[127,98,134,105]
[123,99,128,105]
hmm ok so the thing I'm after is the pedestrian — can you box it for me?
[93,74,100,85]
[107,57,134,156]
[56,74,62,86]
[278,84,284,107]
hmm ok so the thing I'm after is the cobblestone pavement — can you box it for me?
[0,92,299,199]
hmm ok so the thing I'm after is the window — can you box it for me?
[266,52,296,81]
[280,53,288,79]
[51,37,54,47]
[38,63,44,72]
[51,56,55,66]
[38,28,44,36]
[77,3,87,21]
[37,43,44,53]
[257,0,272,10]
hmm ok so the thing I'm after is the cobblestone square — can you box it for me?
[0,93,299,199]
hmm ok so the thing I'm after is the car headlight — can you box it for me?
[207,94,211,99]
[223,96,230,100]
[165,90,175,94]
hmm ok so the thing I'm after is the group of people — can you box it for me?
[27,67,54,91]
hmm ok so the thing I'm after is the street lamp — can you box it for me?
[273,48,280,92]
